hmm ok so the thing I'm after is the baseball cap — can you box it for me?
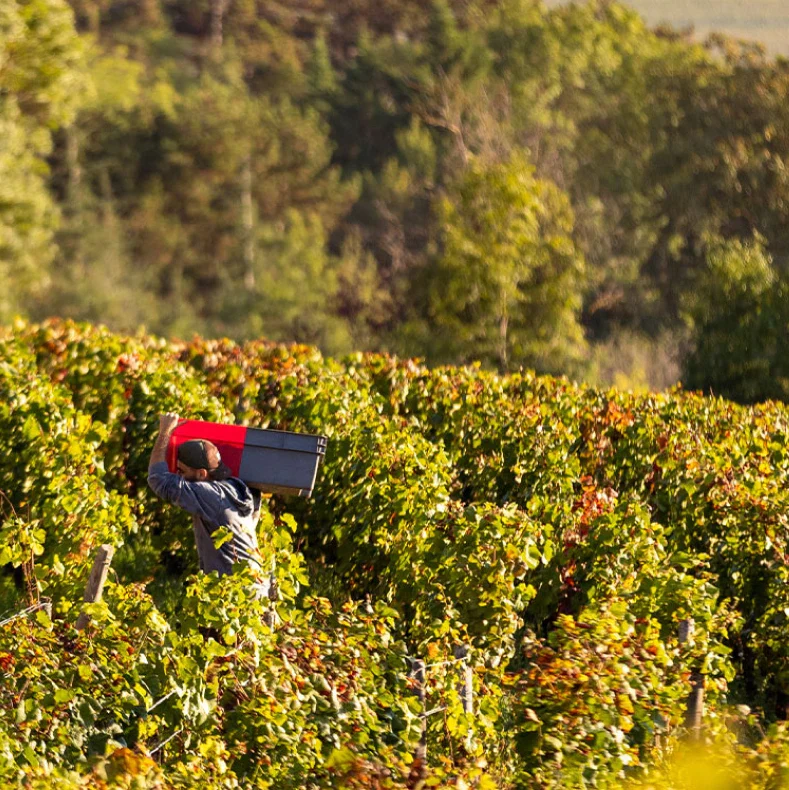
[177,439,232,480]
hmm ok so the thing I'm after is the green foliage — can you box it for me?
[509,601,693,787]
[0,98,59,318]
[0,0,84,127]
[241,210,363,354]
[6,0,789,772]
[0,0,84,320]
[4,0,789,395]
[1,319,788,787]
[428,153,587,374]
[683,237,789,403]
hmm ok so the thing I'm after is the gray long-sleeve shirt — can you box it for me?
[147,461,262,576]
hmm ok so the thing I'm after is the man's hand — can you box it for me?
[159,412,181,435]
[150,412,181,468]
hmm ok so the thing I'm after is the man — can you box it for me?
[147,412,264,581]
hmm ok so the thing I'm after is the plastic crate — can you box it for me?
[167,419,327,497]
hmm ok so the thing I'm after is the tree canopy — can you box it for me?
[4,0,789,399]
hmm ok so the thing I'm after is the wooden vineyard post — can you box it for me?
[75,545,115,631]
[454,645,474,751]
[679,617,704,740]
[686,670,705,739]
[412,659,427,762]
[263,556,278,628]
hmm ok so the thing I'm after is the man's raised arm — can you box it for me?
[147,412,182,502]
[149,412,180,468]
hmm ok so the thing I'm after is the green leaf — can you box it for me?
[22,415,43,440]
[34,609,51,628]
[23,745,39,767]
[55,688,75,705]
[281,513,297,531]
[525,541,542,570]
[212,526,234,549]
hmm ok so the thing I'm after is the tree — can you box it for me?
[38,44,160,331]
[486,0,712,336]
[233,209,357,354]
[427,153,586,374]
[0,0,83,320]
[349,118,438,331]
[682,236,789,403]
[643,43,789,324]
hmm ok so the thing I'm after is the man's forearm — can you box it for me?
[149,430,172,467]
[149,412,181,469]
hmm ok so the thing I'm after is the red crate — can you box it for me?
[167,419,327,497]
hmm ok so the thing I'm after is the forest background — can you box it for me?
[3,0,789,403]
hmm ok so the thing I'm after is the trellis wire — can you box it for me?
[0,601,49,628]
[148,727,184,756]
[404,654,469,671]
[147,689,178,714]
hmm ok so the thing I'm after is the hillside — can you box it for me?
[3,319,789,788]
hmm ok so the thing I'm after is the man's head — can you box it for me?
[177,439,232,482]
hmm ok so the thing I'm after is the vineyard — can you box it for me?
[2,319,789,788]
